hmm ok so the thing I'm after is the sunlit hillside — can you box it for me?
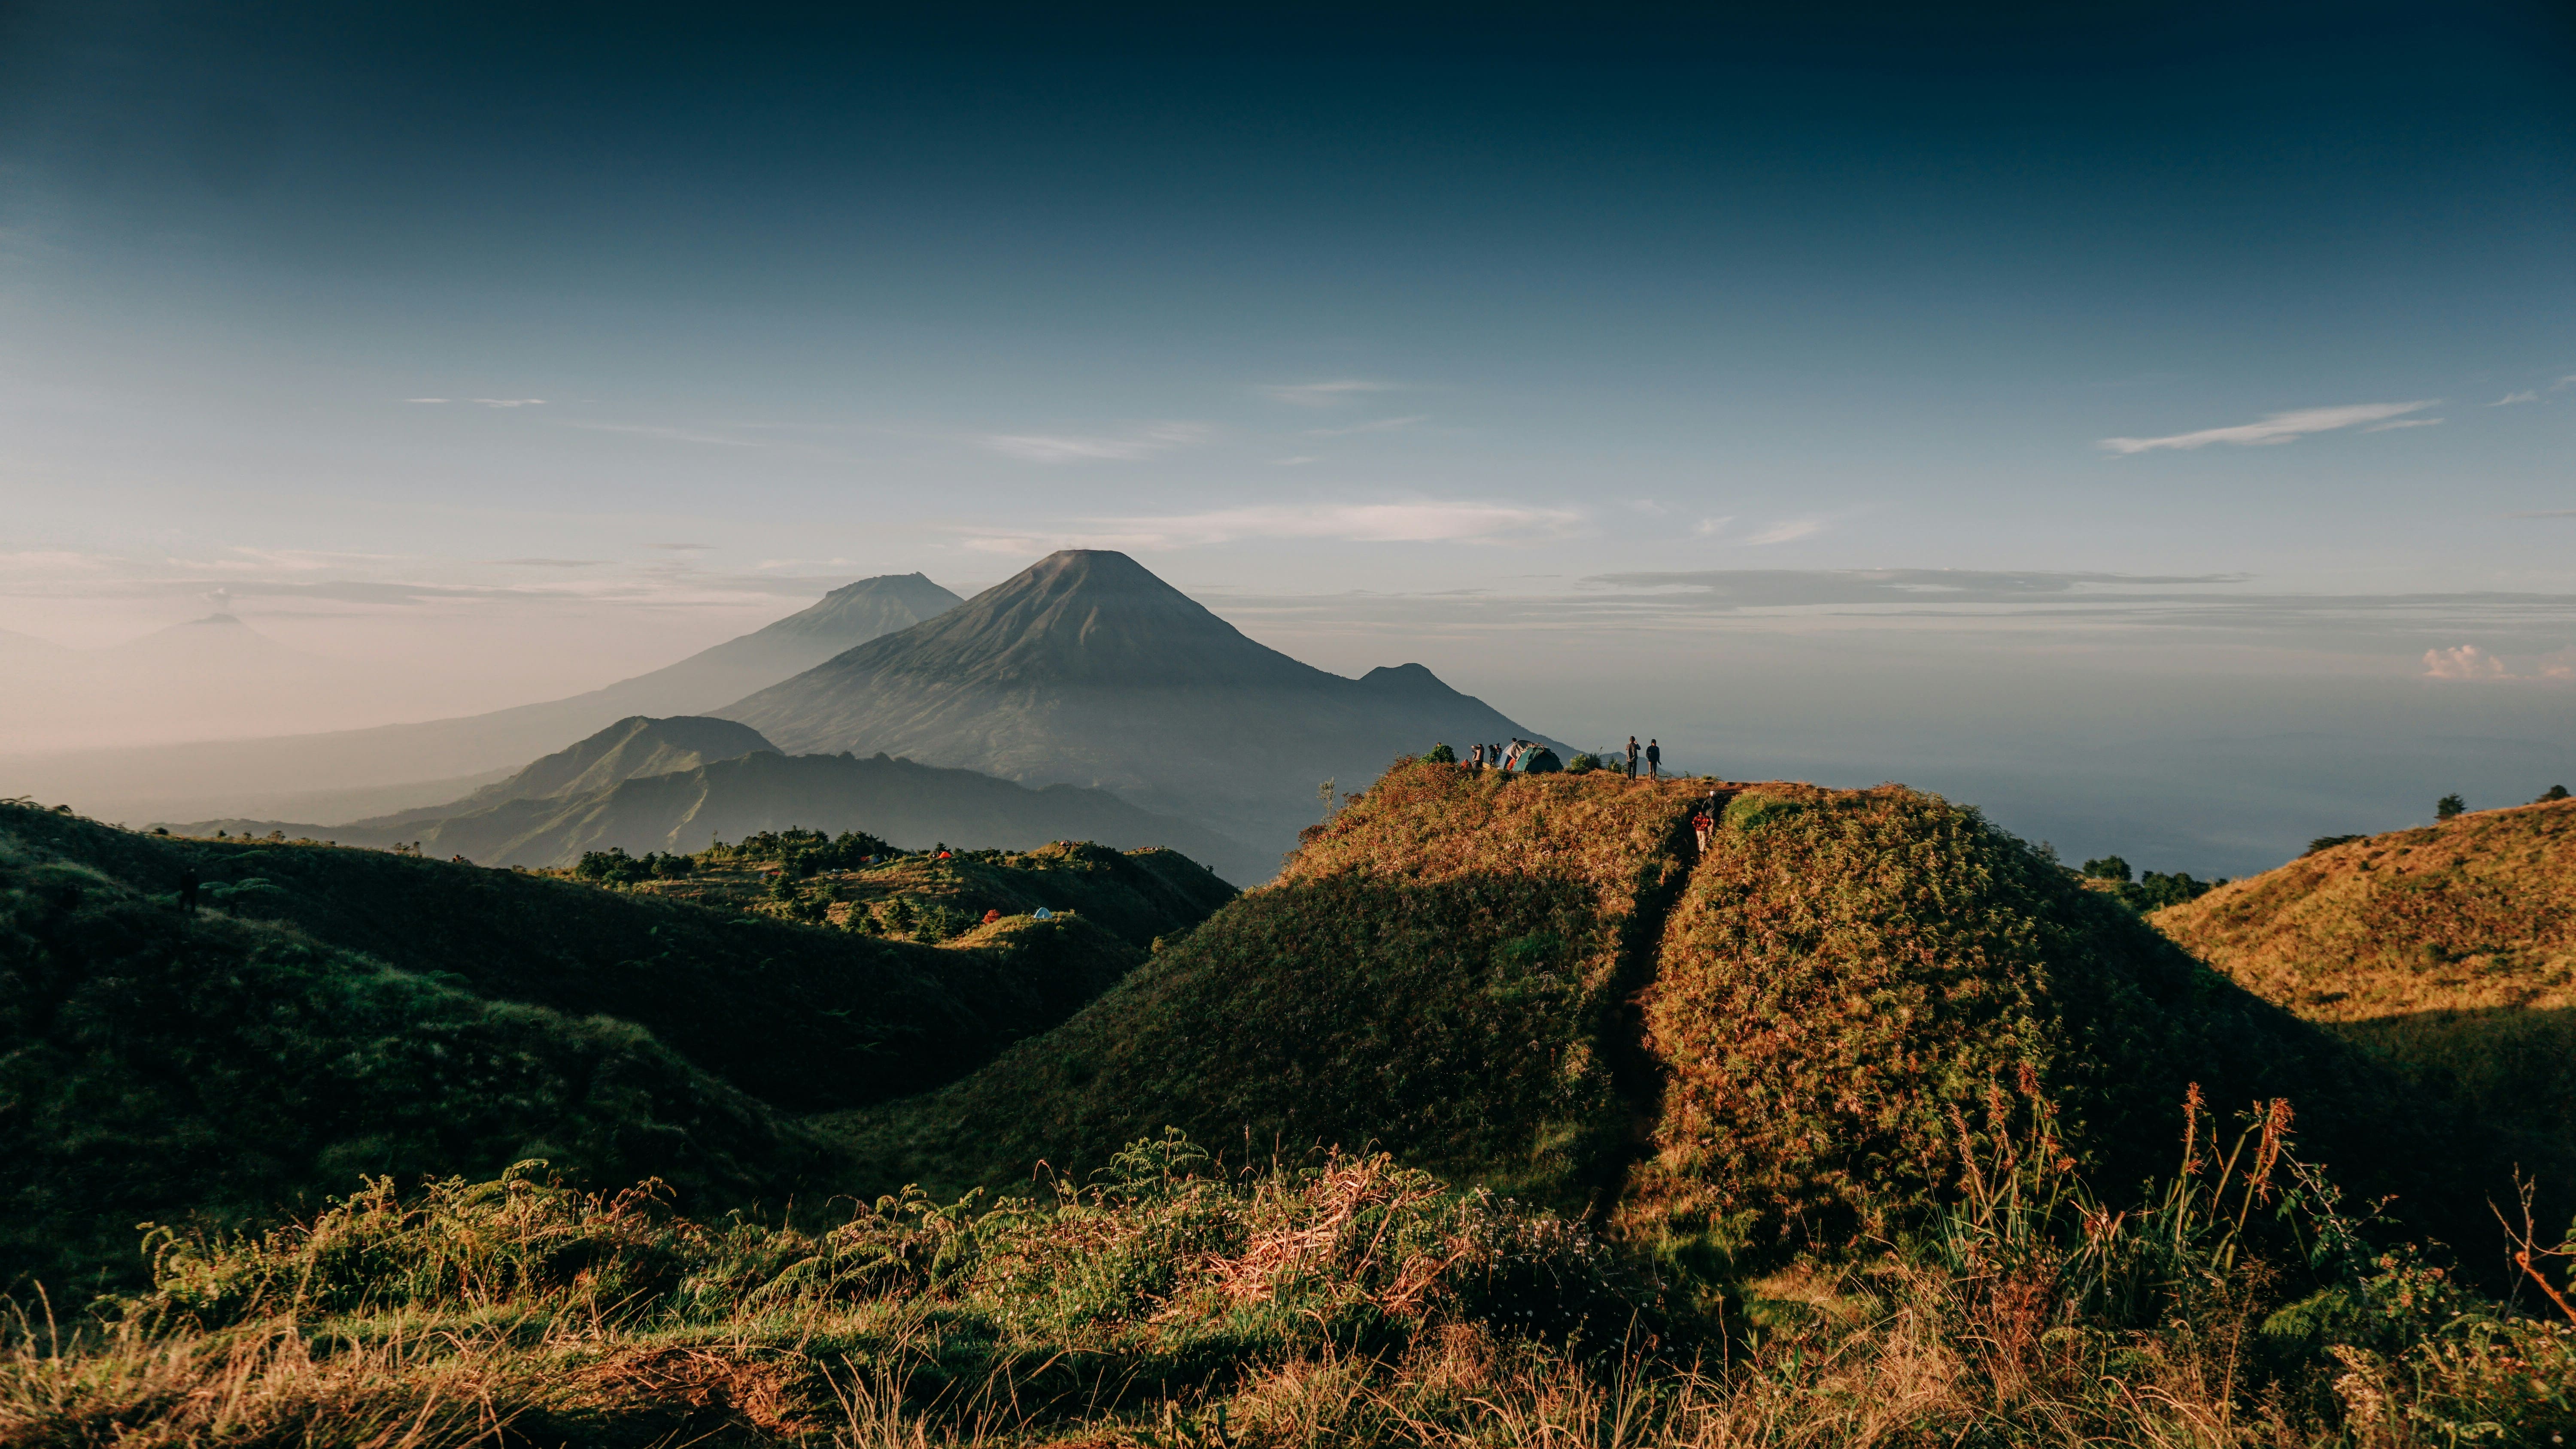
[2153,796,2576,1160]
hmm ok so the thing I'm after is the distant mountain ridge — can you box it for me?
[173,714,1267,883]
[6,574,963,823]
[720,550,1561,859]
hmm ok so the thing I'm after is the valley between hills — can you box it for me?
[2,553,2572,1447]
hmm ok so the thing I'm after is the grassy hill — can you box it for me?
[840,763,2517,1267]
[831,760,1699,1209]
[0,801,1230,1291]
[1622,783,2505,1262]
[2152,796,2576,1164]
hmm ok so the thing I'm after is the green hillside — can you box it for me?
[831,760,1696,1208]
[839,763,2515,1265]
[626,835,1236,949]
[0,801,1228,1291]
[1622,783,2507,1260]
[2152,796,2576,1182]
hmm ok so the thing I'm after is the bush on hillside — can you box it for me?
[2437,793,2467,822]
[2542,784,2570,803]
[705,826,896,871]
[1424,742,1456,764]
[2305,833,2364,855]
[571,844,692,884]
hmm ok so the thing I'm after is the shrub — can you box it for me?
[2437,793,2467,822]
[2306,834,2364,855]
[2542,784,2570,803]
[1425,742,1456,764]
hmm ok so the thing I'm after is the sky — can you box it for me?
[2,1,2572,871]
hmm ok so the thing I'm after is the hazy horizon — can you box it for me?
[4,2,2570,878]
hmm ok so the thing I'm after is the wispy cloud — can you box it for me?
[564,421,760,448]
[2363,417,2443,432]
[983,422,1208,464]
[1305,414,1428,438]
[1692,516,1734,537]
[1740,517,1829,546]
[2099,400,2437,454]
[403,397,450,404]
[1258,379,1400,407]
[957,500,1583,554]
[2491,391,2539,406]
[469,397,546,408]
[2556,375,2576,391]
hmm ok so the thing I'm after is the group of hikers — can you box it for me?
[1466,735,1666,778]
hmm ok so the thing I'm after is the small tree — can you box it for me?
[2436,793,2466,822]
[2081,855,2132,883]
[2540,784,2570,803]
[1425,742,1456,764]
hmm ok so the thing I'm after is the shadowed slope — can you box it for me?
[721,552,1559,863]
[2,805,1162,1119]
[0,822,841,1291]
[830,761,1696,1207]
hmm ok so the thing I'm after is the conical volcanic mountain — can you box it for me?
[718,551,1556,864]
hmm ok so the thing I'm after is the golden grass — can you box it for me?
[2152,798,2576,1022]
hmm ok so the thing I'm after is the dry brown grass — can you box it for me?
[2152,798,2576,1022]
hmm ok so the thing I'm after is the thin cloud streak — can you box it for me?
[1305,414,1429,437]
[1259,380,1400,406]
[983,423,1208,463]
[2490,391,2539,406]
[2099,400,2437,453]
[563,421,761,448]
[2362,417,2443,431]
[1740,517,1827,546]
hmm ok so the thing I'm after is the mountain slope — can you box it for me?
[721,551,1560,862]
[2151,798,2576,1020]
[1619,782,2516,1257]
[169,716,1268,882]
[831,760,1696,1208]
[2151,797,2576,1169]
[3,574,963,824]
[419,749,1267,882]
[836,763,2524,1264]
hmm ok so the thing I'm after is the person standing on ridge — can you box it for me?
[1625,736,1640,779]
[1470,742,1486,772]
[1646,739,1661,779]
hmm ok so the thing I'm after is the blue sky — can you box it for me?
[3,2,2572,867]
